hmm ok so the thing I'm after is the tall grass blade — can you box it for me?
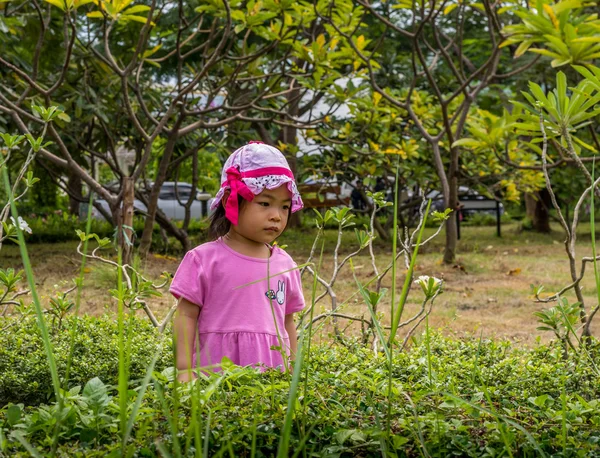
[156,441,173,458]
[277,332,305,456]
[233,263,311,289]
[155,375,182,458]
[123,339,167,445]
[203,410,212,458]
[388,199,432,343]
[2,167,63,457]
[266,250,289,372]
[384,161,403,451]
[350,259,390,361]
[63,192,95,388]
[425,315,432,384]
[11,432,42,458]
[561,379,567,453]
[390,158,400,323]
[302,238,324,407]
[2,168,61,397]
[250,407,258,458]
[194,332,203,457]
[290,424,317,458]
[370,404,387,457]
[171,325,181,456]
[116,249,128,446]
[182,328,201,456]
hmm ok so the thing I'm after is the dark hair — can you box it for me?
[208,195,292,241]
[208,195,242,241]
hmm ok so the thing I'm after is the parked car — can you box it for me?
[81,182,213,221]
[426,186,504,216]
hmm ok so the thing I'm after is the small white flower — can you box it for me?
[10,216,32,234]
[414,275,442,298]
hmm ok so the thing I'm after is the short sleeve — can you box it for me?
[170,250,205,307]
[285,265,305,314]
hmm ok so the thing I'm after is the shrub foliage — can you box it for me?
[1,315,599,456]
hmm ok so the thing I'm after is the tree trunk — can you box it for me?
[67,172,82,216]
[525,191,551,233]
[443,148,459,264]
[139,129,180,258]
[533,189,551,233]
[121,176,135,265]
[525,192,536,221]
[136,190,191,253]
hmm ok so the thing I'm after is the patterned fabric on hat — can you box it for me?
[211,143,303,225]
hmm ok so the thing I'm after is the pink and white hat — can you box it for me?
[211,141,304,225]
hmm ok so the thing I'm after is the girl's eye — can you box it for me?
[259,202,269,207]
[283,205,290,210]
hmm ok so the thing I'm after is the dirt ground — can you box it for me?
[2,222,598,346]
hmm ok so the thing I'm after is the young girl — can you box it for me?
[170,142,305,381]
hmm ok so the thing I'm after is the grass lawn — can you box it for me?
[1,221,598,346]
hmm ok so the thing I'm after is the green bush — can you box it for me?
[1,326,599,456]
[10,212,209,247]
[18,212,115,244]
[0,314,172,406]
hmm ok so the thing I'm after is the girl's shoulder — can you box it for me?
[187,240,222,259]
[272,245,298,267]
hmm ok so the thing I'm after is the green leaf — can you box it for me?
[43,0,66,11]
[231,10,246,21]
[443,3,458,15]
[556,72,567,115]
[122,15,154,25]
[515,39,535,57]
[57,112,71,123]
[552,0,582,15]
[83,377,110,411]
[571,36,600,44]
[6,405,22,426]
[122,5,151,14]
[551,58,571,68]
[571,134,597,152]
[544,35,571,56]
[528,48,563,59]
[451,138,483,148]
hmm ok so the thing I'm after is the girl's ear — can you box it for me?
[221,189,230,207]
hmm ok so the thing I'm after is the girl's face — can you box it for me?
[230,185,292,244]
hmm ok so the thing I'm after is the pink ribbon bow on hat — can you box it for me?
[224,167,255,225]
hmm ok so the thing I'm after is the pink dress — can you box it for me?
[170,238,305,372]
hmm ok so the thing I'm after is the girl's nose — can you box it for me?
[270,210,281,221]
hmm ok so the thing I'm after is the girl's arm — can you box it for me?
[285,314,298,361]
[173,298,200,382]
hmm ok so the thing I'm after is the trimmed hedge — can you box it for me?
[0,315,172,406]
[1,315,600,456]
